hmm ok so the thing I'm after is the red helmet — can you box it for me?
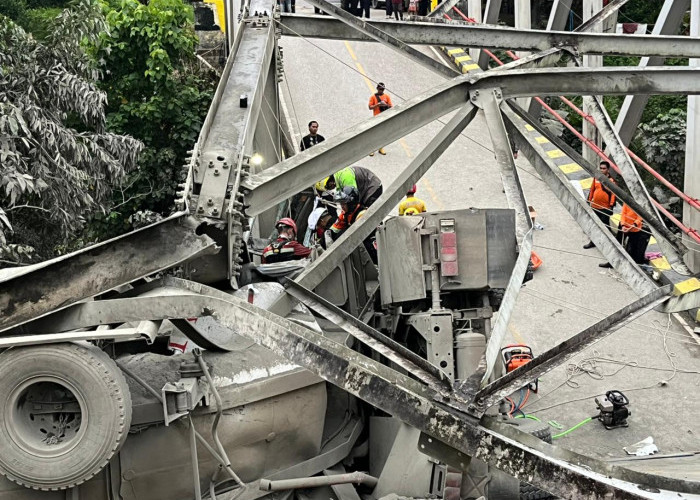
[276,217,297,235]
[407,184,417,194]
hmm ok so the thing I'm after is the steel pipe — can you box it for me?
[259,472,378,491]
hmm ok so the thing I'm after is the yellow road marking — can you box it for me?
[525,124,535,131]
[508,323,526,344]
[354,62,375,93]
[454,55,473,62]
[447,48,465,55]
[535,136,549,144]
[649,236,656,245]
[461,64,480,73]
[547,149,565,159]
[580,178,593,189]
[344,41,357,61]
[347,43,445,212]
[650,256,671,271]
[674,277,700,296]
[559,162,582,174]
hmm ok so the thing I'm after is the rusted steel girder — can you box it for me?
[13,277,699,499]
[0,215,216,332]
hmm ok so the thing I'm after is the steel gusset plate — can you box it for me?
[0,215,217,333]
[24,276,700,499]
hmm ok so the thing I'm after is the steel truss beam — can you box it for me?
[291,105,476,294]
[472,89,533,384]
[243,66,700,216]
[584,90,689,273]
[512,102,685,255]
[501,104,660,297]
[195,8,277,218]
[472,285,671,412]
[20,277,699,499]
[0,215,216,332]
[277,16,700,58]
[298,0,458,78]
[504,103,700,312]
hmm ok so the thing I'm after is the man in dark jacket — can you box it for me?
[300,121,325,151]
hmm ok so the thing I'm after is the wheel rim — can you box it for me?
[6,376,87,459]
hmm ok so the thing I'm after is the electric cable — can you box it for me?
[551,416,593,439]
[521,315,697,415]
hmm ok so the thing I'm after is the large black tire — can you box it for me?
[0,343,132,490]
[510,419,554,499]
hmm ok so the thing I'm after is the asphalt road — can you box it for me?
[279,8,700,466]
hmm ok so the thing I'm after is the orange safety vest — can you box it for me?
[620,204,642,233]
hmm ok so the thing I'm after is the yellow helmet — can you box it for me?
[404,207,420,216]
[314,177,330,193]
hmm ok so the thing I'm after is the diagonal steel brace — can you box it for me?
[470,285,672,414]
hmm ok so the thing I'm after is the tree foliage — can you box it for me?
[638,108,686,189]
[0,0,142,265]
[89,0,216,238]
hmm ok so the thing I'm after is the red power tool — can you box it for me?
[501,344,538,393]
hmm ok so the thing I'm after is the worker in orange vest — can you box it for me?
[599,203,650,268]
[584,160,616,249]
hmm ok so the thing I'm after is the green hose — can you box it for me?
[552,417,593,439]
[514,414,541,422]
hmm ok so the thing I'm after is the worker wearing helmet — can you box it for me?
[330,187,364,242]
[262,217,312,263]
[398,184,427,216]
[330,186,378,263]
[315,166,383,208]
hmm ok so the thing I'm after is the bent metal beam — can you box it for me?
[277,15,700,59]
[18,278,699,500]
[243,67,700,216]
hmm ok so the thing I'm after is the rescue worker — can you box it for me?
[599,203,650,268]
[398,184,427,216]
[330,186,377,263]
[315,166,383,208]
[583,160,616,249]
[330,187,365,242]
[262,218,312,263]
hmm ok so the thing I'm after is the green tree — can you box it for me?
[0,0,142,265]
[637,108,686,189]
[90,0,216,238]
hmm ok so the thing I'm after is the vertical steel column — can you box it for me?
[472,89,533,384]
[514,0,531,109]
[527,0,572,117]
[467,0,482,59]
[684,0,700,272]
[582,0,604,166]
[476,0,503,69]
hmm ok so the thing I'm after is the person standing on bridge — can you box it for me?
[391,0,404,20]
[368,83,392,156]
[300,120,325,151]
[599,203,650,269]
[398,185,427,215]
[583,160,617,250]
[359,0,371,18]
[262,218,312,263]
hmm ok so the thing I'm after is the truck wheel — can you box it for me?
[0,343,132,490]
[510,419,554,499]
